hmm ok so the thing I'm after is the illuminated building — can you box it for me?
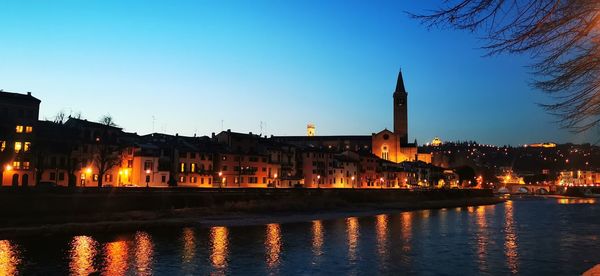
[0,91,40,186]
[307,123,315,137]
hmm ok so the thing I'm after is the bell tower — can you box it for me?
[393,70,408,145]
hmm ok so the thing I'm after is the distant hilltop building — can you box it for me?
[431,137,443,147]
[526,142,557,148]
[275,70,431,164]
[307,123,315,137]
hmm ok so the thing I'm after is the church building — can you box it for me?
[372,70,430,163]
[274,70,431,164]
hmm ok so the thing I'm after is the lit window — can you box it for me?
[15,125,23,133]
[12,161,20,169]
[25,126,33,133]
[179,176,185,183]
[14,142,22,152]
[22,162,30,169]
[144,161,153,171]
[93,174,99,181]
[0,141,5,152]
[24,142,31,152]
[191,163,196,173]
[180,162,186,173]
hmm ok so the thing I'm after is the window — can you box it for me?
[190,176,197,183]
[24,142,31,152]
[144,161,153,171]
[222,166,228,171]
[50,172,56,180]
[191,163,196,173]
[93,174,99,181]
[105,174,113,182]
[201,178,204,184]
[180,162,186,172]
[59,172,65,181]
[262,177,266,184]
[179,176,186,183]
[127,160,133,168]
[161,175,166,183]
[15,125,23,133]
[208,178,212,184]
[0,141,5,152]
[25,126,33,133]
[14,142,22,152]
[80,173,85,180]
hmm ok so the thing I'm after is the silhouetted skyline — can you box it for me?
[0,1,595,145]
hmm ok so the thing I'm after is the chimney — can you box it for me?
[211,132,215,138]
[27,92,32,96]
[249,132,253,136]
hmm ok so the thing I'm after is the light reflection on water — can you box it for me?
[69,236,98,276]
[346,217,359,263]
[210,226,228,270]
[5,199,600,275]
[504,201,519,274]
[104,240,129,276]
[312,220,324,259]
[0,240,20,276]
[557,198,596,204]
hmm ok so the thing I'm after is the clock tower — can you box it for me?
[393,70,408,145]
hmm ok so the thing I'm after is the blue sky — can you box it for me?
[0,0,595,145]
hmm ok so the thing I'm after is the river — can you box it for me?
[1,197,599,275]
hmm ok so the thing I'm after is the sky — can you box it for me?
[0,0,596,146]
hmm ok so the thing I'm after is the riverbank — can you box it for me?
[0,196,504,238]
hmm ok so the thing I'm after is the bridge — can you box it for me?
[496,183,556,195]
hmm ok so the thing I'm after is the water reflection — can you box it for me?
[265,223,282,269]
[346,217,359,262]
[0,240,20,276]
[69,236,98,276]
[475,206,489,272]
[401,212,413,254]
[210,226,229,270]
[376,214,389,262]
[312,220,324,258]
[104,241,129,276]
[557,198,596,204]
[181,228,196,264]
[134,232,154,275]
[504,201,519,274]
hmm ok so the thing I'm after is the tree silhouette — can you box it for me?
[93,115,122,187]
[413,1,600,133]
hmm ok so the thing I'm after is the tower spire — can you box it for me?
[395,69,406,94]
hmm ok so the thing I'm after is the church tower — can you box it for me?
[393,70,408,145]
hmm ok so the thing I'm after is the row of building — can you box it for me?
[0,71,457,189]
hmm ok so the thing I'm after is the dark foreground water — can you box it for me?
[2,197,600,275]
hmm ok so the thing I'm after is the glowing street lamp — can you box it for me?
[317,175,321,189]
[145,169,152,188]
[351,176,355,189]
[85,167,92,174]
[218,171,223,188]
[274,173,278,188]
[4,164,12,171]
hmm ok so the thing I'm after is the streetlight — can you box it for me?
[145,169,151,188]
[380,177,384,189]
[5,164,12,171]
[218,171,223,188]
[351,176,355,189]
[274,173,278,188]
[317,175,321,189]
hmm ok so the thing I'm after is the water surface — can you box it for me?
[2,198,599,275]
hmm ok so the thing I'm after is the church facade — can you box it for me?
[274,70,431,164]
[371,70,430,163]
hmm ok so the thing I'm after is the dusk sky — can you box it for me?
[1,0,595,145]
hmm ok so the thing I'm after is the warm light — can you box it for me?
[69,236,98,276]
[210,227,228,269]
[145,169,151,174]
[4,164,12,171]
[274,173,278,179]
[317,175,321,179]
[218,171,222,177]
[351,176,355,181]
[118,170,123,175]
[85,167,92,174]
[265,224,281,268]
[0,240,20,276]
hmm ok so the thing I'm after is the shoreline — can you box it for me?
[0,197,504,239]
